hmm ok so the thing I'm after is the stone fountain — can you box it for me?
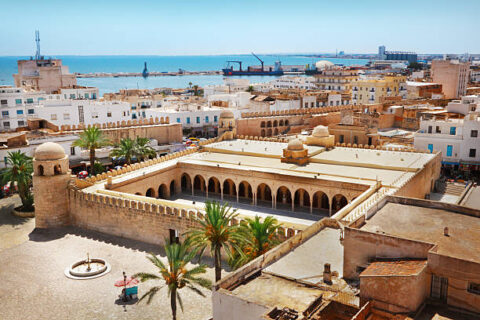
[64,253,111,280]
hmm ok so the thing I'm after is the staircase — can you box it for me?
[436,182,466,196]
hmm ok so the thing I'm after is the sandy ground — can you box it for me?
[0,195,217,320]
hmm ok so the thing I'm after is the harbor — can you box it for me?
[75,70,223,78]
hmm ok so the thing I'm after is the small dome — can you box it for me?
[312,125,330,137]
[315,60,334,70]
[34,142,66,161]
[220,110,234,118]
[287,139,304,151]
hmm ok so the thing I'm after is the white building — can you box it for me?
[0,86,99,132]
[414,113,480,166]
[203,78,250,97]
[446,95,480,115]
[207,92,252,109]
[267,76,317,90]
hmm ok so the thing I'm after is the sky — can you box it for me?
[0,0,479,56]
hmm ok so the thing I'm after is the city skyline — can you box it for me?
[0,0,479,56]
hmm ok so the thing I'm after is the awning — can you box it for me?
[441,161,460,165]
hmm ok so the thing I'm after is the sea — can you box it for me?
[0,55,369,96]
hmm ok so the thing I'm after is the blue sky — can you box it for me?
[0,0,479,56]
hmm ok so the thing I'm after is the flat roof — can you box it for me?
[361,202,480,264]
[360,260,427,277]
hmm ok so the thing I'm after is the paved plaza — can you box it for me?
[0,196,216,320]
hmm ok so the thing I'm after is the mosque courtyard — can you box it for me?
[0,196,215,320]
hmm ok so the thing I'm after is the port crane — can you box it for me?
[226,61,243,71]
[251,52,264,71]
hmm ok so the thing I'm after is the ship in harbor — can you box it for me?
[222,52,284,76]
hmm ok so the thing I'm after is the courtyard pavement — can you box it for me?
[0,196,217,320]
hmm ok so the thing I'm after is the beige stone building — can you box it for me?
[432,59,470,99]
[13,59,76,94]
[352,75,407,105]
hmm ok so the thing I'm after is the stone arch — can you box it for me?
[294,188,310,210]
[273,120,278,127]
[332,194,348,213]
[158,184,169,199]
[274,128,279,135]
[257,183,272,207]
[238,181,253,204]
[135,192,142,196]
[38,165,44,176]
[261,121,266,128]
[208,177,221,195]
[193,175,206,194]
[146,188,155,198]
[279,119,284,126]
[181,173,192,193]
[276,186,292,210]
[267,128,272,136]
[267,120,272,127]
[285,119,289,126]
[261,129,266,137]
[223,179,236,198]
[312,191,329,214]
[170,180,176,197]
[54,164,62,175]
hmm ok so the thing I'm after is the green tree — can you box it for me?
[246,85,254,93]
[188,82,192,88]
[192,85,199,96]
[1,151,34,211]
[408,62,422,71]
[185,201,247,282]
[134,241,212,320]
[73,127,110,175]
[134,137,156,161]
[110,137,136,165]
[229,216,281,270]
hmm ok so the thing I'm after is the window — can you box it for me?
[63,113,70,120]
[38,97,45,102]
[107,112,112,117]
[214,116,218,122]
[446,145,453,157]
[472,130,478,138]
[468,283,480,295]
[18,120,25,126]
[2,111,9,117]
[469,149,476,158]
[15,99,22,105]
[196,116,200,124]
[428,144,433,153]
[339,135,344,143]
[186,117,190,124]
[176,117,181,123]
[16,110,23,115]
[450,127,456,135]
[50,114,57,120]
[428,126,432,133]
[353,136,358,144]
[28,109,34,114]
[304,102,308,108]
[70,94,75,99]
[91,112,98,119]
[435,126,441,133]
[70,147,76,155]
[92,93,97,99]
[1,99,7,105]
[26,98,33,104]
[85,93,89,99]
[205,116,209,123]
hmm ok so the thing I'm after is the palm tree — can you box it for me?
[73,127,110,175]
[185,201,247,282]
[110,137,136,165]
[134,241,212,320]
[188,82,192,88]
[134,137,156,161]
[192,85,199,96]
[1,151,34,211]
[229,216,281,269]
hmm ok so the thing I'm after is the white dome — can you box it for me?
[287,139,304,151]
[312,125,329,138]
[315,60,334,70]
[34,142,66,161]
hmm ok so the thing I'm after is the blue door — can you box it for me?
[428,144,433,153]
[446,145,453,157]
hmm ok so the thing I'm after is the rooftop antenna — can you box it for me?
[35,30,41,60]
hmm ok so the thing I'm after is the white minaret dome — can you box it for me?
[287,138,304,151]
[312,125,330,138]
[220,110,234,118]
[34,142,66,161]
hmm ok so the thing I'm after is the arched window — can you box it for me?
[38,165,44,176]
[54,164,61,175]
